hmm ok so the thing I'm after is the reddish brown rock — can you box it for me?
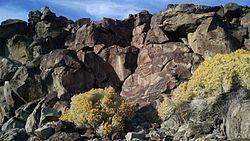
[145,27,169,44]
[1,4,250,141]
[188,17,245,57]
[134,10,151,27]
[162,12,214,36]
[77,51,122,89]
[121,42,203,107]
[131,11,151,48]
[46,132,82,141]
[65,23,96,51]
[131,24,148,49]
[150,8,215,38]
[66,17,134,52]
[40,49,95,99]
[74,18,91,31]
[98,45,139,81]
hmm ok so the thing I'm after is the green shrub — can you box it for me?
[60,87,134,136]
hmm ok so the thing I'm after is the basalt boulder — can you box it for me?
[153,6,215,39]
[158,88,250,141]
[65,17,134,52]
[40,49,95,99]
[6,35,32,64]
[0,57,18,83]
[131,10,152,48]
[224,3,242,22]
[188,17,246,57]
[33,7,72,49]
[0,19,27,39]
[98,45,139,81]
[1,66,46,109]
[121,42,203,107]
[0,3,249,141]
[77,51,122,89]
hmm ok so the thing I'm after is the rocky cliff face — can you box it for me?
[0,3,250,141]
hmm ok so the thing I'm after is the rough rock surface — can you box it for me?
[0,3,249,141]
[121,42,203,107]
[160,88,250,141]
[188,16,247,57]
[98,45,139,81]
[0,19,27,39]
[0,57,18,83]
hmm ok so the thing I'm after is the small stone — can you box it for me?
[0,128,29,141]
[27,136,42,141]
[0,57,18,83]
[125,132,146,141]
[112,132,125,140]
[53,101,69,114]
[39,106,60,126]
[1,117,25,131]
[34,126,55,139]
[46,132,81,141]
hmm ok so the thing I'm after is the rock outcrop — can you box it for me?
[121,42,203,107]
[0,3,249,141]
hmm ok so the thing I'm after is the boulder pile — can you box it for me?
[0,3,249,141]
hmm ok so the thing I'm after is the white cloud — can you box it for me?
[43,0,143,20]
[0,5,28,23]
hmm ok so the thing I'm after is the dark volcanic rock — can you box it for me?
[0,3,249,141]
[46,132,82,141]
[162,88,250,141]
[77,51,122,89]
[145,27,169,44]
[0,19,27,39]
[34,126,55,139]
[6,35,32,64]
[5,35,57,64]
[40,7,56,22]
[40,49,95,98]
[27,10,42,36]
[35,21,69,39]
[74,18,91,31]
[224,3,242,22]
[226,91,250,139]
[157,8,215,37]
[241,12,250,34]
[0,57,18,83]
[131,10,152,48]
[98,45,139,81]
[188,16,246,57]
[7,66,45,103]
[0,128,29,141]
[1,117,25,131]
[66,17,134,51]
[28,7,73,49]
[121,42,203,107]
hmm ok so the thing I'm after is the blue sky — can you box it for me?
[0,0,249,23]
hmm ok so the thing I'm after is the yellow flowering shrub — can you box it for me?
[157,96,176,121]
[172,49,250,105]
[60,87,134,136]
